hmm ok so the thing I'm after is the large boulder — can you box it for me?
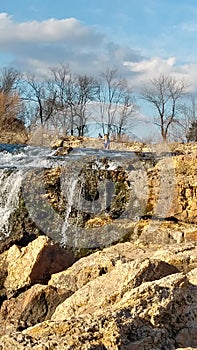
[0,284,67,336]
[50,258,179,321]
[0,242,197,349]
[146,154,197,224]
[48,241,151,294]
[0,272,196,349]
[4,235,75,297]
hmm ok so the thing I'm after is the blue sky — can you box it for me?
[1,0,197,72]
[0,0,197,139]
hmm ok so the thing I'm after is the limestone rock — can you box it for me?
[153,243,197,273]
[132,219,197,246]
[187,267,197,285]
[48,241,149,293]
[146,154,197,224]
[1,272,196,349]
[50,136,83,150]
[51,258,178,321]
[0,117,28,145]
[85,215,113,228]
[4,235,75,297]
[63,139,81,148]
[0,250,8,300]
[0,284,67,336]
[176,326,197,348]
[53,146,73,156]
[51,137,64,149]
[1,240,197,349]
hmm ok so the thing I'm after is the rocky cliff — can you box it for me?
[0,142,196,349]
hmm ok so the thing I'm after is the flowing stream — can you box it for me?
[0,143,174,247]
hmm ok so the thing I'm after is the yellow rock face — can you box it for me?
[85,215,113,228]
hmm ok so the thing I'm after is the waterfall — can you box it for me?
[0,169,23,237]
[60,176,79,245]
[0,142,173,248]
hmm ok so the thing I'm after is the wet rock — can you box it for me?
[50,136,82,150]
[176,326,197,348]
[51,137,65,149]
[53,146,73,156]
[0,140,197,349]
[85,215,113,228]
[63,139,81,148]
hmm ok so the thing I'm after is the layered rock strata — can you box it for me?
[0,237,197,349]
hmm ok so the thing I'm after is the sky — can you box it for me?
[0,0,197,139]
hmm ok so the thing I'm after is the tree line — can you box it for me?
[0,64,197,142]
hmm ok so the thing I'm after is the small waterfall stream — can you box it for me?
[0,143,175,248]
[60,176,79,245]
[0,168,24,236]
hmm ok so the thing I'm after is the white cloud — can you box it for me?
[0,13,106,74]
[1,12,197,95]
[173,62,197,92]
[126,57,176,73]
[0,12,142,76]
[0,13,103,46]
[124,57,177,86]
[123,56,197,93]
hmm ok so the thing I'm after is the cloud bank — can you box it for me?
[0,13,197,92]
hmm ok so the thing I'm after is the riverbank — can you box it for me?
[2,126,197,156]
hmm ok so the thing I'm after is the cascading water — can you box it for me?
[0,168,23,237]
[60,176,79,245]
[0,142,173,248]
[0,144,143,245]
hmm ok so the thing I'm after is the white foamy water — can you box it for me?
[0,143,164,243]
[0,169,24,236]
[60,177,79,245]
[0,143,139,169]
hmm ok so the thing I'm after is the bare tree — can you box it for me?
[0,67,21,94]
[74,74,98,136]
[24,73,57,127]
[170,94,197,142]
[96,67,124,135]
[114,85,137,139]
[50,65,98,136]
[0,92,20,120]
[50,64,72,134]
[178,95,197,142]
[96,67,136,137]
[0,67,24,129]
[141,74,187,141]
[186,121,197,142]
